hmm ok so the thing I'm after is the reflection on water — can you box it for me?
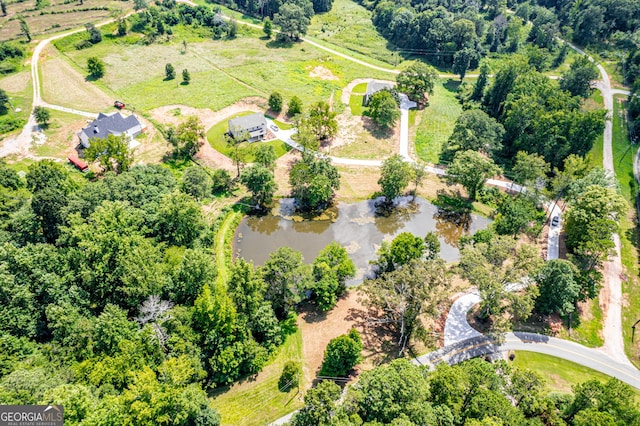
[235,197,492,284]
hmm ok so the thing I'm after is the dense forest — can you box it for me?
[0,158,354,424]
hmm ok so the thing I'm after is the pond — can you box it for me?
[234,197,492,284]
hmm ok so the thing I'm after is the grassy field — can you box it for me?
[40,46,113,112]
[0,0,132,42]
[554,298,604,347]
[414,80,462,164]
[609,94,640,366]
[510,351,637,395]
[0,69,33,138]
[585,91,605,168]
[54,25,394,112]
[307,0,398,66]
[207,111,290,161]
[210,328,304,426]
[349,82,367,116]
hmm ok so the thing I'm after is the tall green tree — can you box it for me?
[261,247,311,319]
[165,63,175,80]
[441,109,504,162]
[378,154,412,205]
[181,166,212,200]
[365,90,399,128]
[291,380,341,426]
[363,258,450,355]
[253,144,277,170]
[512,151,549,198]
[33,106,50,128]
[268,91,282,112]
[171,116,204,159]
[304,101,337,141]
[85,134,133,174]
[396,63,438,105]
[564,185,626,270]
[240,165,277,210]
[535,259,580,316]
[320,328,362,377]
[459,235,542,341]
[155,192,205,247]
[288,96,302,116]
[560,55,600,98]
[472,61,490,101]
[87,57,105,78]
[289,155,340,211]
[447,150,501,200]
[274,3,310,40]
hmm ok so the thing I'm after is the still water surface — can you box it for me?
[235,197,491,283]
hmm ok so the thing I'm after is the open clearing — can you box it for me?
[307,0,398,66]
[510,351,640,399]
[54,26,393,111]
[414,81,463,164]
[40,46,112,112]
[0,0,132,41]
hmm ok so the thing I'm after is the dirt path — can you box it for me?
[298,291,365,386]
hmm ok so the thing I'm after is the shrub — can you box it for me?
[320,329,362,377]
[278,361,301,391]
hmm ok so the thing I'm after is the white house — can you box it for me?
[228,113,267,143]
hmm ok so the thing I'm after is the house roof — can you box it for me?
[79,112,141,141]
[228,113,266,133]
[366,80,394,96]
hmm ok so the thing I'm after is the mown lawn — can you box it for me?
[210,328,304,426]
[207,111,290,162]
[349,82,367,116]
[585,90,604,171]
[307,0,398,66]
[609,94,640,366]
[510,351,639,396]
[414,80,462,164]
[555,298,604,347]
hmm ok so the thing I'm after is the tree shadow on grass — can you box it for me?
[443,78,461,93]
[85,74,102,82]
[266,39,295,49]
[361,116,394,139]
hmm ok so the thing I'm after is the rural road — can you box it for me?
[566,41,632,366]
[415,332,640,390]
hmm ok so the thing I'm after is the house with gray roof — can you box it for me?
[78,112,143,149]
[364,80,394,106]
[228,113,267,143]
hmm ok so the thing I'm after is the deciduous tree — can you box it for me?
[320,329,362,377]
[240,165,277,210]
[33,106,50,128]
[85,134,133,174]
[447,150,501,200]
[261,247,311,319]
[560,55,599,98]
[396,63,438,105]
[363,258,450,355]
[171,116,204,159]
[378,154,411,205]
[274,3,310,41]
[441,110,504,162]
[87,57,105,78]
[365,90,399,128]
[535,259,580,316]
[180,166,212,200]
[268,91,282,112]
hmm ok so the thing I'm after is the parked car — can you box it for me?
[114,101,125,109]
[270,124,279,132]
[551,216,560,227]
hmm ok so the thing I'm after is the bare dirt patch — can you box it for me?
[149,97,267,132]
[308,66,339,81]
[0,71,31,93]
[298,290,395,385]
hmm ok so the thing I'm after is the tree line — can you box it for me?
[290,358,640,425]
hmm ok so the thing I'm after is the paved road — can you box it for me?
[415,332,640,389]
[399,94,417,160]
